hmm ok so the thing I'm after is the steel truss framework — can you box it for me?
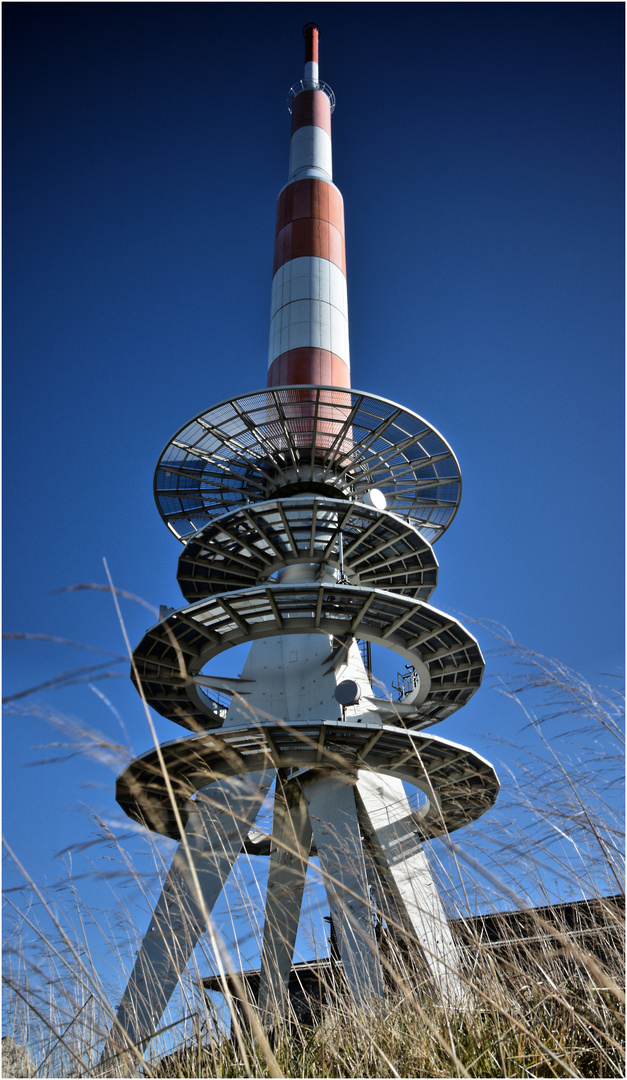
[99,385,499,1072]
[132,583,484,732]
[116,720,499,842]
[99,383,499,1075]
[176,495,439,601]
[154,387,462,542]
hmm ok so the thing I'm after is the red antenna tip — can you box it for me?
[302,22,320,66]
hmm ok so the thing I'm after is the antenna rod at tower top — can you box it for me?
[303,22,320,84]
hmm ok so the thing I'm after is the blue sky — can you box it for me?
[3,0,624,981]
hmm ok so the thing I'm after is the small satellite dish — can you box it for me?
[334,679,362,706]
[363,488,387,510]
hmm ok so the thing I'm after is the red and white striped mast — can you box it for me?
[268,23,350,390]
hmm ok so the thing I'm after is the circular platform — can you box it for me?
[177,495,438,602]
[132,583,484,732]
[115,720,499,842]
[288,79,336,113]
[154,387,462,543]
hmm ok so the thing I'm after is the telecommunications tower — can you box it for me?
[102,24,499,1064]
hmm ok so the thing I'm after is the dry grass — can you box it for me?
[2,624,624,1078]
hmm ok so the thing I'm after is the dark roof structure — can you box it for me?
[203,894,625,1030]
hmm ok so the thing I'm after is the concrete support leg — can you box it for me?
[100,770,272,1072]
[257,774,313,1026]
[302,773,385,1007]
[355,770,465,1007]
